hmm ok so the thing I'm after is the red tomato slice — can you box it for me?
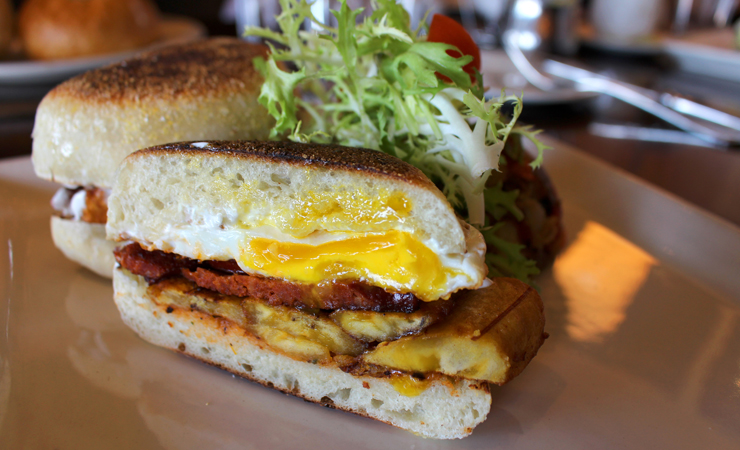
[426,14,481,83]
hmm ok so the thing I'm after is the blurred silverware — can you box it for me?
[502,30,559,90]
[543,59,740,133]
[502,30,740,147]
[647,90,740,132]
[589,123,725,148]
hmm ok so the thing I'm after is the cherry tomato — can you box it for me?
[426,14,481,82]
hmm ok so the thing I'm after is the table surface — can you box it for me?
[1,46,740,228]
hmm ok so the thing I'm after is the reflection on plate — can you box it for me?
[480,50,597,105]
[663,28,740,83]
[1,144,740,448]
[578,24,664,56]
[0,16,206,86]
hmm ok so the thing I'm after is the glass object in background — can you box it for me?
[674,0,739,33]
[460,0,509,48]
[229,0,441,39]
[227,0,281,41]
[694,0,739,27]
[589,0,664,43]
[506,0,581,55]
[401,0,444,29]
[542,0,581,55]
[507,0,546,50]
[309,0,441,29]
[461,0,580,55]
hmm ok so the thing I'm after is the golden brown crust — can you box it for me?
[18,0,161,60]
[180,348,400,426]
[442,278,546,384]
[135,140,437,189]
[46,38,268,103]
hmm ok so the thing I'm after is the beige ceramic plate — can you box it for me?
[663,28,740,83]
[1,139,740,448]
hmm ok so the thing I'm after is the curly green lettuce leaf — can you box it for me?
[480,224,540,281]
[484,182,524,222]
[253,58,306,139]
[512,124,551,169]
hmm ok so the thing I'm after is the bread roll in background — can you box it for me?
[18,0,162,60]
[32,38,274,189]
[0,0,12,57]
[32,38,275,277]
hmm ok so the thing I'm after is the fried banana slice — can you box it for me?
[148,278,366,363]
[330,299,454,342]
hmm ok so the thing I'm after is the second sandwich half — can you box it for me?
[31,38,273,277]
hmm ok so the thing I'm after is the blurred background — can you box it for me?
[1,0,740,226]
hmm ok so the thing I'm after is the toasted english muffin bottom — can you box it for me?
[113,268,491,439]
[51,216,118,278]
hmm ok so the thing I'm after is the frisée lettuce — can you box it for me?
[245,0,549,283]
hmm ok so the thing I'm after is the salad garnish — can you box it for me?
[245,0,549,283]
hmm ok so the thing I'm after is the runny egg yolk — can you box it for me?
[239,230,463,302]
[388,373,431,397]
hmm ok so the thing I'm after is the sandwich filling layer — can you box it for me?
[106,142,545,393]
[51,186,108,223]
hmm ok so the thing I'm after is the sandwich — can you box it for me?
[106,140,546,439]
[31,37,274,277]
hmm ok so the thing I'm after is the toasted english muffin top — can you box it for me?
[138,140,437,190]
